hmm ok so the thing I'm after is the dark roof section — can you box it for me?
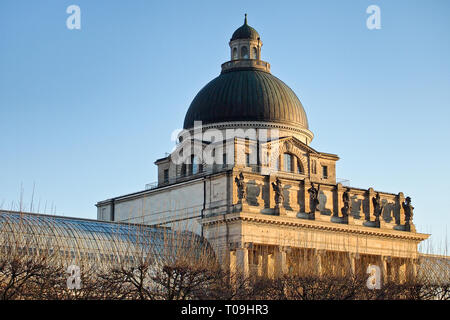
[183,69,309,130]
[231,14,260,41]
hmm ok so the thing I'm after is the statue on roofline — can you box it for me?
[235,172,246,203]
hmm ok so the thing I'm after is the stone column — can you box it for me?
[229,245,237,278]
[235,246,249,279]
[274,246,289,277]
[406,258,418,283]
[262,248,269,278]
[381,256,391,284]
[303,179,311,213]
[257,251,263,277]
[391,258,399,283]
[316,249,325,277]
[397,259,407,284]
[268,251,275,279]
[349,253,358,276]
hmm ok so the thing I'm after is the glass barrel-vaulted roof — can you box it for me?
[0,210,212,267]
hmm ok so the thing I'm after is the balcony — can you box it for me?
[221,59,271,73]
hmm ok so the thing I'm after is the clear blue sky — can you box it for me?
[1,0,449,253]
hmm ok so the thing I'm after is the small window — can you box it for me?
[284,153,293,172]
[163,169,169,183]
[233,47,238,60]
[322,165,328,179]
[245,153,250,166]
[253,47,258,59]
[222,153,227,167]
[297,160,303,174]
[241,46,249,59]
[312,160,317,174]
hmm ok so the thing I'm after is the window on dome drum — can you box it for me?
[233,47,238,60]
[241,46,249,59]
[284,153,293,172]
[322,165,328,179]
[253,47,258,59]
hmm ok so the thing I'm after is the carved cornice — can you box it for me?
[194,121,314,142]
[263,136,319,155]
[201,212,429,242]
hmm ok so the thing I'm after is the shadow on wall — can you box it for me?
[246,180,261,206]
[318,191,332,215]
[351,195,362,219]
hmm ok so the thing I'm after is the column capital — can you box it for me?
[316,249,326,256]
[243,242,254,249]
[350,252,361,260]
[229,241,253,250]
[279,246,291,253]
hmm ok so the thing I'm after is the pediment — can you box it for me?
[261,136,320,156]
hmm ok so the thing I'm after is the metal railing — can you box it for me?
[145,164,351,190]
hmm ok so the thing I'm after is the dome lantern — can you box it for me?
[182,15,314,145]
[229,14,262,62]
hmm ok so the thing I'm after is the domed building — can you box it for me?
[96,16,430,281]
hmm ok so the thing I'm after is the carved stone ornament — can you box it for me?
[308,183,320,214]
[341,188,352,217]
[271,177,284,206]
[234,172,246,203]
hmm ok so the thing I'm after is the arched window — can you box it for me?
[284,153,293,172]
[253,47,258,59]
[233,47,238,60]
[241,46,249,59]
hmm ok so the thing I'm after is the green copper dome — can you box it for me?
[183,69,309,130]
[231,14,260,41]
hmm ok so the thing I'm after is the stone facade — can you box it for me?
[96,16,430,282]
[97,135,428,281]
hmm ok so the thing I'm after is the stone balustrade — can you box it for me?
[232,169,416,232]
